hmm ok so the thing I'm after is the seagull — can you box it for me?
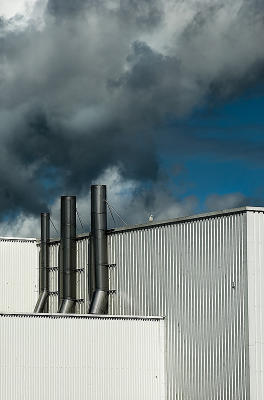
[149,214,154,222]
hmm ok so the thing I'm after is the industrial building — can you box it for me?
[0,186,264,399]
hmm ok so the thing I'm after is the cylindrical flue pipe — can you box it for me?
[89,185,109,314]
[58,196,76,313]
[34,213,50,313]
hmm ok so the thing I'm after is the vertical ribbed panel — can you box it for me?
[48,243,59,313]
[0,239,38,313]
[47,237,89,313]
[44,210,264,398]
[76,237,89,313]
[108,213,249,400]
[247,212,264,400]
[0,314,165,400]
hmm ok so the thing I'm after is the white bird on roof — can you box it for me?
[149,214,154,222]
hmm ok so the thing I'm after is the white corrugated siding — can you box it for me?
[0,239,38,313]
[247,211,264,400]
[45,209,264,398]
[108,213,249,400]
[0,314,165,400]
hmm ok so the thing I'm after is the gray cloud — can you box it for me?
[47,0,164,29]
[205,193,247,211]
[206,192,264,212]
[0,0,264,229]
[47,0,88,17]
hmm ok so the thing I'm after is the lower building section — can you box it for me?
[0,313,166,400]
[0,238,38,313]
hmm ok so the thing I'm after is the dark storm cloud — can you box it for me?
[118,0,164,30]
[47,0,163,30]
[14,108,159,190]
[47,0,89,17]
[1,0,264,222]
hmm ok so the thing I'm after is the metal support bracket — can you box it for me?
[75,299,84,304]
[108,290,117,295]
[104,263,117,268]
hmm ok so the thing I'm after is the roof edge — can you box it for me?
[41,205,264,244]
[107,206,264,234]
[0,237,37,242]
[0,312,165,321]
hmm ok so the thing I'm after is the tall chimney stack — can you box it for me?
[89,185,109,314]
[58,196,76,313]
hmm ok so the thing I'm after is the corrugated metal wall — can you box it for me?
[48,242,59,313]
[3,210,263,399]
[45,210,264,399]
[0,238,38,313]
[247,211,264,400]
[108,213,249,400]
[0,314,165,400]
[47,237,89,313]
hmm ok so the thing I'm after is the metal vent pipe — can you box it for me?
[58,196,76,314]
[34,212,50,313]
[89,185,109,314]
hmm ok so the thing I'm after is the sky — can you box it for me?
[0,0,264,237]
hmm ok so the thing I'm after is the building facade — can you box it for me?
[0,207,264,399]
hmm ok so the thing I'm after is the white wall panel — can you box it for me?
[0,239,38,313]
[0,313,165,400]
[247,211,264,400]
